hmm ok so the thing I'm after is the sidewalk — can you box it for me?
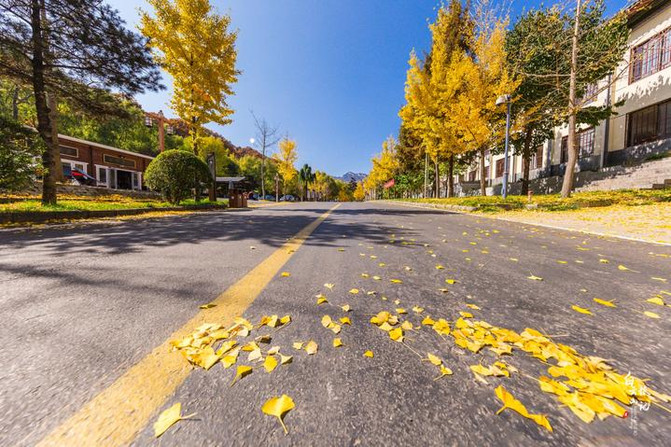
[490,203,671,245]
[389,200,671,245]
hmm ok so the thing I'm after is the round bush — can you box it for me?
[144,150,212,205]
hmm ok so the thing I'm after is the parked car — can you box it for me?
[264,194,276,201]
[247,192,259,200]
[68,167,97,186]
[279,194,296,202]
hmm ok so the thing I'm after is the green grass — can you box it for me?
[0,195,226,213]
[396,189,671,213]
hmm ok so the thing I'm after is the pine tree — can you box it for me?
[0,0,161,204]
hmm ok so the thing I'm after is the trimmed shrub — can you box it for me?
[144,150,212,205]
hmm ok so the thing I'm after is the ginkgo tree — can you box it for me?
[399,0,472,198]
[452,10,519,196]
[364,136,400,199]
[140,0,239,152]
[273,137,298,196]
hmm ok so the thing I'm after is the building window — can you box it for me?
[62,162,72,177]
[60,146,78,158]
[97,166,108,186]
[583,83,598,103]
[103,154,136,169]
[560,127,595,163]
[631,28,671,83]
[531,146,544,169]
[579,128,595,158]
[468,170,476,182]
[495,158,505,177]
[627,98,671,146]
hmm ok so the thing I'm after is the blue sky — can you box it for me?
[110,0,628,177]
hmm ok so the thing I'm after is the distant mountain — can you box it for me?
[337,172,366,183]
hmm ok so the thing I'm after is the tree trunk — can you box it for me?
[434,158,439,198]
[479,147,486,196]
[47,91,62,181]
[447,155,455,198]
[561,0,582,198]
[11,86,19,121]
[31,0,57,205]
[521,127,533,196]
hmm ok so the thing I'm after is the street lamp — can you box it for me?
[274,173,279,202]
[496,94,512,199]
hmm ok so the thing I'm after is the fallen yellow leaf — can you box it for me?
[643,311,660,319]
[281,272,291,277]
[153,403,196,438]
[263,355,278,373]
[262,394,295,434]
[593,298,616,308]
[572,305,593,315]
[305,340,318,354]
[231,365,253,386]
[364,350,374,358]
[333,338,343,348]
[349,288,359,294]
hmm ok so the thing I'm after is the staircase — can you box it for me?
[576,156,671,192]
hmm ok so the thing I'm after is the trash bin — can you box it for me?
[242,194,248,208]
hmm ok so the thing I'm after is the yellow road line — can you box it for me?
[37,204,340,447]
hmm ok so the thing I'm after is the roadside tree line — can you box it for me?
[364,0,629,200]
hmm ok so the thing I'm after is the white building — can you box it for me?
[457,0,671,195]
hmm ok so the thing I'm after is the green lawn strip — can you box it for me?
[394,189,671,213]
[0,197,227,213]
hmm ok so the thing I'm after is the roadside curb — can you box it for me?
[381,200,671,247]
[0,204,228,225]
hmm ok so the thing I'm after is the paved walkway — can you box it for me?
[491,203,671,245]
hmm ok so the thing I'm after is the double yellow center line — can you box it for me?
[38,204,340,446]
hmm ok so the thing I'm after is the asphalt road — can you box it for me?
[0,202,669,446]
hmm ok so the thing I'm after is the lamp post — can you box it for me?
[496,94,512,199]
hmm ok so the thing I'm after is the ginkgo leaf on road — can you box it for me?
[364,350,374,358]
[425,353,442,366]
[340,316,351,325]
[436,265,445,270]
[263,355,278,373]
[396,308,407,314]
[593,298,616,307]
[390,279,403,284]
[434,365,453,380]
[445,279,456,285]
[321,315,333,328]
[262,394,295,435]
[316,294,328,305]
[459,311,473,318]
[333,338,343,348]
[495,386,552,432]
[527,275,543,281]
[280,354,293,365]
[199,303,216,309]
[305,340,318,354]
[281,272,291,277]
[465,303,481,310]
[618,265,631,271]
[572,305,593,315]
[643,311,660,319]
[341,304,351,312]
[389,327,404,342]
[153,403,196,438]
[231,365,253,386]
[647,297,665,306]
[349,288,359,294]
[324,283,335,290]
[361,273,369,278]
[373,275,381,281]
[412,306,424,313]
[292,341,303,350]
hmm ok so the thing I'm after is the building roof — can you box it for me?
[627,0,667,28]
[215,176,246,183]
[58,134,155,160]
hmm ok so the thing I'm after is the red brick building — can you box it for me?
[58,134,154,190]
